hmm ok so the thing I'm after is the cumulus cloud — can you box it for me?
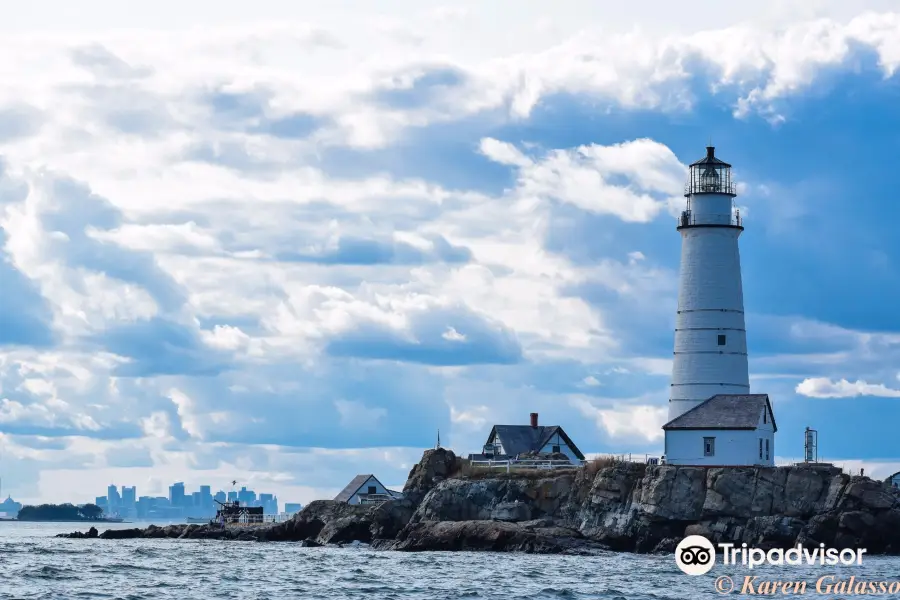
[571,396,668,443]
[1,6,900,502]
[795,377,900,398]
[480,137,684,222]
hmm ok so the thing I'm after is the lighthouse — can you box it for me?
[661,146,776,467]
[668,146,748,421]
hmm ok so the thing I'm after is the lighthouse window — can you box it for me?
[703,437,715,457]
[765,439,770,461]
[717,334,726,346]
[759,439,763,459]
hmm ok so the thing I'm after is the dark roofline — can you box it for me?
[487,424,586,460]
[765,396,778,433]
[550,426,586,460]
[689,146,731,168]
[662,394,777,432]
[357,474,389,494]
[334,474,390,502]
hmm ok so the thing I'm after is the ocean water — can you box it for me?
[2,522,899,599]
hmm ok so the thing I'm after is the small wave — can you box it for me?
[532,589,579,599]
[93,562,161,574]
[23,565,80,580]
[27,545,91,555]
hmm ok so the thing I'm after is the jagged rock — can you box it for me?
[262,500,376,543]
[389,520,606,554]
[491,501,533,522]
[369,497,417,540]
[402,448,463,503]
[51,450,900,556]
[56,526,99,539]
[99,528,144,539]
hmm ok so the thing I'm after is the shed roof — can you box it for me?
[487,425,585,460]
[333,474,389,503]
[662,394,776,431]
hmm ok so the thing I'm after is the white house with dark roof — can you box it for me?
[333,474,403,505]
[468,413,586,465]
[662,146,777,466]
[663,394,776,466]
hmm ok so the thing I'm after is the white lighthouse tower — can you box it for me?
[661,146,776,467]
[668,146,748,421]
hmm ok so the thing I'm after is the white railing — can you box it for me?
[469,459,582,471]
[357,494,393,505]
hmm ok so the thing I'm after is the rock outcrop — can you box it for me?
[57,451,900,555]
[401,448,463,504]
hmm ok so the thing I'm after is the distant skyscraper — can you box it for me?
[214,491,226,505]
[169,482,185,507]
[107,485,121,514]
[284,503,303,514]
[121,486,137,518]
[259,493,277,514]
[237,486,255,506]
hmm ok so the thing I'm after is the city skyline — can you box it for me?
[99,481,286,519]
[1,1,900,505]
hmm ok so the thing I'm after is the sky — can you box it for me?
[1,1,900,506]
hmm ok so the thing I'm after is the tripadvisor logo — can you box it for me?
[675,535,716,575]
[674,535,868,575]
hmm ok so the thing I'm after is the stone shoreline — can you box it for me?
[58,450,900,554]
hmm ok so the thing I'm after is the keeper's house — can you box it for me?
[467,412,585,465]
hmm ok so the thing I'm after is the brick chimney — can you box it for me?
[530,412,538,428]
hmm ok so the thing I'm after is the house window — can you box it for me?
[367,486,376,495]
[703,437,715,457]
[765,439,769,461]
[717,334,726,346]
[552,445,561,453]
[763,409,767,424]
[759,439,763,460]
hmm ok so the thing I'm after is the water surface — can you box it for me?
[1,522,895,599]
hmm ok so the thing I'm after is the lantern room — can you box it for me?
[685,146,736,196]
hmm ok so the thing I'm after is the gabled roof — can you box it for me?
[663,394,776,432]
[487,425,585,460]
[333,474,390,503]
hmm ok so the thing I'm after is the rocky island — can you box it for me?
[58,449,900,554]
